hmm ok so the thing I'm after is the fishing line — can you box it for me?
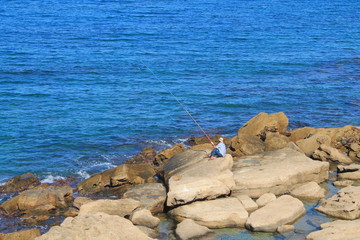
[140,61,215,147]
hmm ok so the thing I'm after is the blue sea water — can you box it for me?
[0,0,359,184]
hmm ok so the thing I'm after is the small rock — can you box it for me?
[313,144,352,164]
[235,194,258,212]
[350,143,360,152]
[337,164,360,180]
[256,193,276,207]
[290,182,326,200]
[130,208,160,228]
[333,180,354,188]
[277,224,294,233]
[296,134,331,156]
[73,196,93,209]
[175,219,214,240]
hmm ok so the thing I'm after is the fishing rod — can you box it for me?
[140,62,216,148]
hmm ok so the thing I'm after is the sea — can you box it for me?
[0,0,359,238]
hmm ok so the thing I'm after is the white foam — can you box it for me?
[77,170,90,179]
[41,175,65,184]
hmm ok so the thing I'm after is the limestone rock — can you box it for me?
[153,143,187,170]
[234,194,258,212]
[277,224,294,234]
[245,195,305,232]
[256,193,276,207]
[230,134,265,155]
[78,198,140,217]
[125,147,157,164]
[290,182,326,200]
[77,163,156,194]
[237,112,289,137]
[0,173,40,193]
[337,164,360,180]
[73,196,93,210]
[123,183,166,214]
[333,180,354,188]
[265,132,290,151]
[306,219,360,240]
[190,143,213,151]
[35,212,154,240]
[232,147,329,198]
[137,226,159,239]
[0,229,41,240]
[169,197,248,228]
[175,219,214,240]
[289,127,316,142]
[130,208,160,228]
[164,150,234,207]
[296,134,331,156]
[313,144,352,164]
[0,184,73,215]
[316,186,360,220]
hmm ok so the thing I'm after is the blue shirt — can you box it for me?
[216,142,226,157]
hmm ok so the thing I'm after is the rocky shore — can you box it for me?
[1,112,360,240]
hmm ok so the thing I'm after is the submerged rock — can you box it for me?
[232,147,329,198]
[164,150,234,207]
[245,195,305,232]
[306,219,360,240]
[169,197,248,228]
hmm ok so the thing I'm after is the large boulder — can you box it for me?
[264,132,290,151]
[78,198,140,217]
[0,184,73,215]
[230,134,265,156]
[123,183,166,214]
[35,212,154,240]
[0,229,41,240]
[168,197,248,228]
[77,163,156,194]
[164,150,234,207]
[0,173,40,193]
[175,219,214,240]
[232,147,329,198]
[153,144,187,171]
[306,219,360,240]
[316,186,360,220]
[245,195,305,232]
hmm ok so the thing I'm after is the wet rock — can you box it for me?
[77,163,156,194]
[169,197,248,228]
[0,229,41,240]
[164,150,234,207]
[264,132,290,151]
[234,194,258,212]
[296,134,331,156]
[78,198,140,217]
[277,224,294,234]
[35,212,154,240]
[0,184,73,215]
[337,164,360,180]
[256,193,276,207]
[0,173,40,193]
[137,226,159,239]
[175,219,214,240]
[313,144,352,164]
[290,182,326,200]
[245,195,305,232]
[129,208,160,228]
[306,219,360,240]
[126,147,157,164]
[232,147,329,198]
[187,135,230,146]
[316,186,360,220]
[123,183,166,214]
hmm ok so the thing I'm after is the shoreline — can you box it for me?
[1,112,360,240]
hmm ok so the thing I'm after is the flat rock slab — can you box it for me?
[164,150,235,207]
[78,198,140,217]
[245,195,305,232]
[290,182,326,200]
[306,219,360,240]
[316,186,360,220]
[232,147,329,198]
[169,197,248,228]
[35,212,154,240]
[175,219,214,240]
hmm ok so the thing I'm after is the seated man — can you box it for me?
[210,137,226,159]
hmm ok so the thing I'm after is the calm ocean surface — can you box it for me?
[0,0,359,184]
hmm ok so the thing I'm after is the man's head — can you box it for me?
[219,137,223,142]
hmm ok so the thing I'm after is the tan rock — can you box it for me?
[316,186,360,220]
[130,208,160,228]
[231,134,265,155]
[153,143,187,170]
[245,195,305,232]
[277,224,294,233]
[125,147,157,164]
[296,134,331,156]
[35,212,154,240]
[289,127,316,142]
[234,194,258,212]
[0,185,73,215]
[136,226,159,239]
[256,193,276,207]
[313,144,352,164]
[0,173,40,193]
[73,196,93,210]
[232,147,329,198]
[169,197,248,228]
[190,143,213,151]
[164,150,234,207]
[290,182,326,200]
[265,132,290,151]
[0,229,41,240]
[123,183,166,214]
[175,219,214,240]
[333,180,354,188]
[337,164,360,180]
[78,198,140,217]
[306,219,360,240]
